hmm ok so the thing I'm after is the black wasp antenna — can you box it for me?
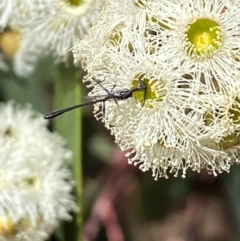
[44,80,147,119]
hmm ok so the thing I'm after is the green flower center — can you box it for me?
[204,97,240,126]
[134,0,145,8]
[15,174,39,191]
[132,73,165,107]
[66,0,83,6]
[220,133,240,150]
[107,25,133,52]
[108,25,123,46]
[229,97,240,124]
[184,18,223,60]
[0,127,17,139]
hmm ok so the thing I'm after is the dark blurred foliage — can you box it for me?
[1,55,240,241]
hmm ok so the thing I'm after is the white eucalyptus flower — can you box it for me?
[0,101,47,141]
[72,0,240,178]
[148,0,240,94]
[0,101,75,240]
[13,0,105,76]
[125,139,232,179]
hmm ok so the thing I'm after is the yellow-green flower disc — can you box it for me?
[67,0,83,6]
[185,18,223,60]
[132,73,165,107]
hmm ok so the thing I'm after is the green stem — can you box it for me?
[54,64,82,241]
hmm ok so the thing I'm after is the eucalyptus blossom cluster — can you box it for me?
[0,0,105,76]
[72,0,240,179]
[0,101,75,240]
